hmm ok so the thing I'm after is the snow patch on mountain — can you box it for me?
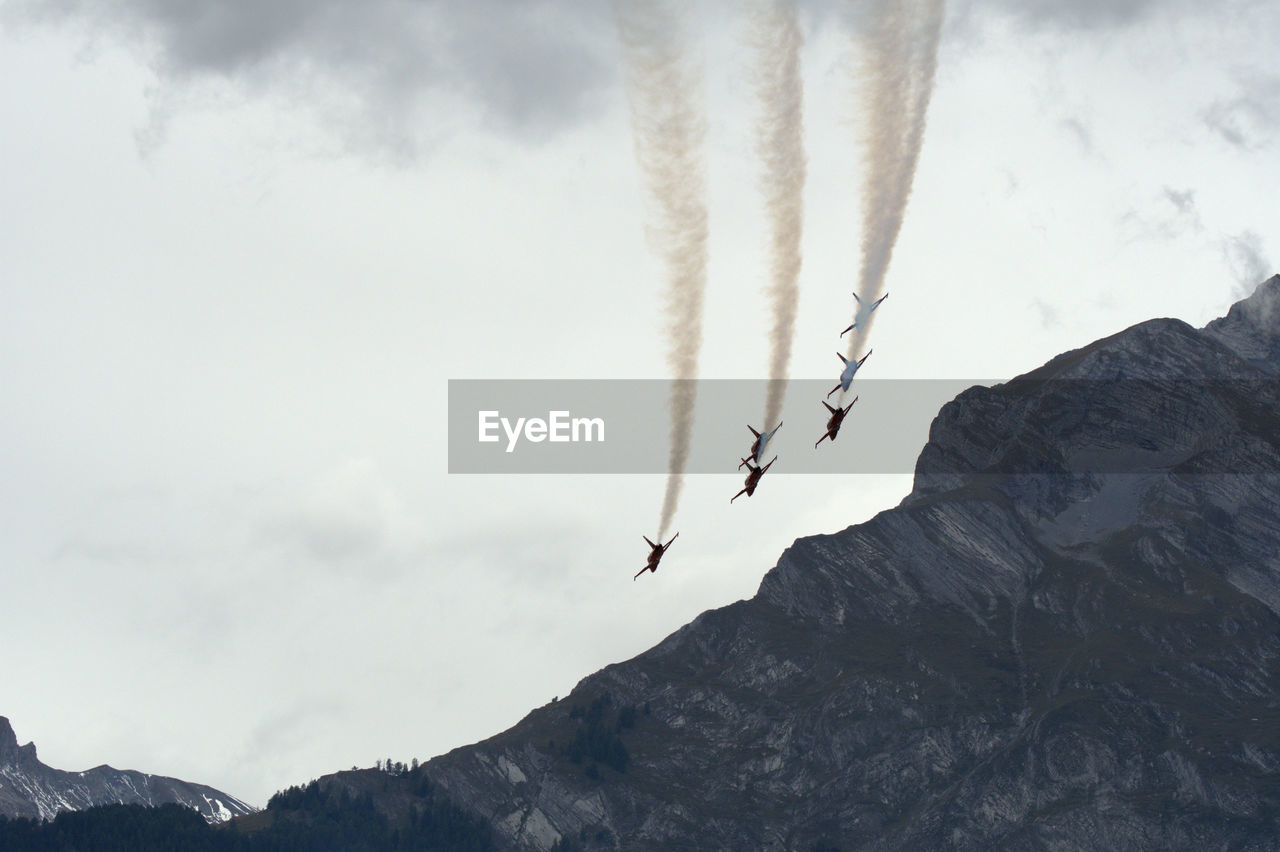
[0,716,254,824]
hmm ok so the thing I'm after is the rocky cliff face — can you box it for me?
[419,277,1280,850]
[0,716,254,824]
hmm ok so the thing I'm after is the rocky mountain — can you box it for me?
[308,277,1280,850]
[0,716,254,825]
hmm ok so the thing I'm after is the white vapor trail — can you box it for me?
[751,0,806,435]
[615,1,710,541]
[842,0,946,391]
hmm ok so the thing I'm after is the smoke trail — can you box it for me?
[842,0,945,382]
[615,1,710,540]
[751,0,806,433]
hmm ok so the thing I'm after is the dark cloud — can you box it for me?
[949,0,1186,32]
[941,0,1272,53]
[16,0,1270,156]
[4,0,617,149]
[1151,186,1205,237]
[446,3,612,135]
[1161,187,1202,228]
[1223,231,1272,294]
[1059,116,1094,155]
[1030,298,1060,329]
[1202,71,1280,151]
[981,0,1159,29]
[1119,186,1205,244]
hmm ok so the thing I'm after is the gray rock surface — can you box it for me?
[0,716,254,824]
[416,276,1280,849]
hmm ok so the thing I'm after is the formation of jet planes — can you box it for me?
[634,293,887,576]
[815,396,857,447]
[827,349,872,398]
[635,533,678,580]
[839,292,888,337]
[739,422,783,469]
[731,456,776,503]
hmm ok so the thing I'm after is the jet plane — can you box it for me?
[815,397,857,447]
[731,456,777,503]
[827,349,872,398]
[635,533,678,580]
[739,422,783,469]
[840,292,888,337]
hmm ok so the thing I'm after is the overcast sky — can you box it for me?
[1,0,1277,806]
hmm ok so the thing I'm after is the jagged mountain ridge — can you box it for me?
[382,278,1280,849]
[0,716,254,825]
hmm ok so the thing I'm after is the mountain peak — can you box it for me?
[0,717,15,760]
[0,715,253,823]
[1226,273,1280,324]
[1204,274,1280,372]
[0,716,36,766]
